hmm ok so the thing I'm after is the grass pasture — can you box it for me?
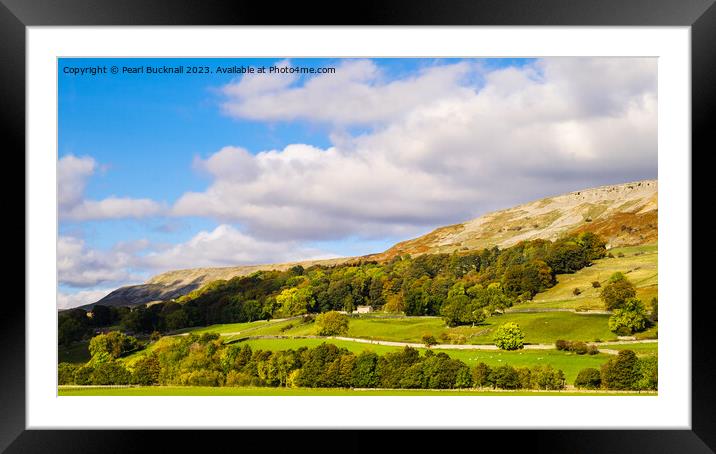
[518,244,657,310]
[197,311,617,345]
[239,337,612,382]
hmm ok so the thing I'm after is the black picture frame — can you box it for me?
[5,0,713,451]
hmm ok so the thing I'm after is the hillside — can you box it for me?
[86,179,657,309]
[371,180,657,260]
[87,257,352,309]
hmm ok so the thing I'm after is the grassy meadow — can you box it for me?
[518,244,657,310]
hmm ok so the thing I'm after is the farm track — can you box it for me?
[222,334,657,354]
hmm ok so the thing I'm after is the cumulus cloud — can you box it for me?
[58,225,336,307]
[58,235,144,287]
[221,59,475,125]
[58,154,165,221]
[142,224,336,270]
[174,57,657,241]
[58,288,115,310]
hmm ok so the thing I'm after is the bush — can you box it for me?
[556,340,598,355]
[572,288,582,296]
[574,368,601,389]
[58,363,78,385]
[571,341,588,355]
[555,339,569,351]
[422,334,437,347]
[591,281,601,288]
[518,291,533,302]
[178,370,225,387]
[315,311,350,336]
[225,371,254,387]
[74,364,94,385]
[532,365,565,390]
[493,322,525,350]
[90,361,132,385]
[451,334,467,345]
[279,323,295,333]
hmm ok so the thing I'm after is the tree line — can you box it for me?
[59,331,655,391]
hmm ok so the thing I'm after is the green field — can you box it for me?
[239,337,612,382]
[518,244,657,310]
[174,319,277,335]
[58,386,654,396]
[605,342,658,355]
[191,311,617,345]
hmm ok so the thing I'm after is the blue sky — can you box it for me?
[57,57,657,308]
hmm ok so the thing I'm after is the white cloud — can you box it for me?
[58,288,115,310]
[221,58,296,98]
[221,59,475,125]
[58,235,144,287]
[58,225,336,297]
[174,58,657,241]
[58,154,165,221]
[142,224,336,270]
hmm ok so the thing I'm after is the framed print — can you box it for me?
[6,0,714,451]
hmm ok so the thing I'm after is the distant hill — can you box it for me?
[84,179,657,309]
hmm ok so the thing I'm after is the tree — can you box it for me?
[608,298,650,334]
[90,361,132,385]
[493,322,525,350]
[636,356,658,391]
[88,331,139,359]
[472,363,493,388]
[649,297,658,322]
[601,350,641,390]
[383,293,405,313]
[574,368,601,389]
[164,309,189,331]
[490,365,521,389]
[89,305,113,326]
[132,354,161,385]
[440,292,470,327]
[275,286,313,317]
[58,310,90,345]
[532,365,565,390]
[600,272,637,310]
[315,311,350,336]
[352,351,379,388]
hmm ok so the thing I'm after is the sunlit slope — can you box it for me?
[373,180,656,260]
[517,244,657,310]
